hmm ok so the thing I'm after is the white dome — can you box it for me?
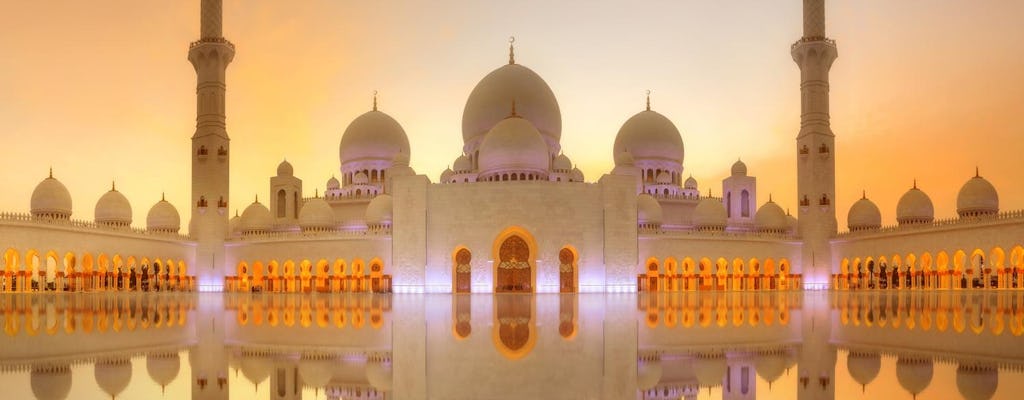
[94,359,132,399]
[896,358,933,397]
[146,197,181,233]
[353,171,369,185]
[453,154,473,172]
[277,159,293,176]
[31,366,72,400]
[684,175,698,190]
[956,365,998,400]
[146,353,180,390]
[366,358,393,392]
[365,194,393,226]
[755,200,788,232]
[693,354,728,388]
[478,116,550,176]
[637,357,663,391]
[392,151,410,167]
[637,194,663,227]
[755,352,787,384]
[326,176,340,190]
[693,197,727,230]
[613,110,684,165]
[731,160,748,176]
[298,356,335,389]
[240,354,273,387]
[463,63,561,146]
[31,173,72,218]
[847,352,881,389]
[897,185,935,225]
[957,174,999,217]
[229,210,240,233]
[298,197,335,230]
[553,153,572,172]
[95,187,132,226]
[848,194,882,231]
[570,168,584,182]
[786,211,798,232]
[339,110,410,168]
[239,200,273,233]
[614,150,635,167]
[440,168,454,182]
[656,171,671,184]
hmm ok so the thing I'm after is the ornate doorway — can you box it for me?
[454,248,472,293]
[559,247,577,293]
[496,235,532,293]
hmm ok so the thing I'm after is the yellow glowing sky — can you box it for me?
[1,1,1023,230]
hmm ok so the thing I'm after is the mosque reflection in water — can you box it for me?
[1,292,1023,399]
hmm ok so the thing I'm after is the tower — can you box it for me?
[189,0,234,290]
[722,160,756,229]
[792,0,837,289]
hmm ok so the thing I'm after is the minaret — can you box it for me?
[792,0,837,289]
[189,0,234,290]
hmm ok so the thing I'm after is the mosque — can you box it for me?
[2,0,1024,294]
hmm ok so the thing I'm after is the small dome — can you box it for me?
[570,167,584,182]
[239,353,273,387]
[684,175,698,190]
[731,159,747,177]
[614,150,635,167]
[463,63,561,146]
[693,197,727,230]
[366,357,393,392]
[848,194,882,231]
[239,200,273,233]
[553,153,572,172]
[326,176,340,190]
[339,110,411,168]
[957,174,999,217]
[786,211,798,232]
[956,365,998,400]
[613,110,684,165]
[440,168,455,183]
[693,354,728,388]
[298,356,335,389]
[393,151,410,167]
[31,173,73,218]
[755,199,788,232]
[94,359,132,399]
[298,197,335,230]
[656,171,672,184]
[31,365,72,400]
[353,171,369,185]
[146,353,180,390]
[277,159,293,176]
[897,184,935,225]
[229,210,241,233]
[847,352,881,389]
[755,352,787,385]
[95,187,132,226]
[896,358,933,397]
[478,116,550,176]
[637,357,663,391]
[637,194,663,227]
[453,154,473,172]
[146,197,180,233]
[365,194,393,226]
[387,152,416,179]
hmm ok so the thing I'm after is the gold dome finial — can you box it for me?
[509,98,518,118]
[508,36,516,64]
[975,166,979,178]
[645,89,651,111]
[48,167,53,179]
[862,190,866,199]
[372,90,378,111]
[912,179,917,189]
[112,180,116,191]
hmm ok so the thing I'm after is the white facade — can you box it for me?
[3,0,1024,293]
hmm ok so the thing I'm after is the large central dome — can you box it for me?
[338,110,410,168]
[463,63,561,149]
[613,109,684,165]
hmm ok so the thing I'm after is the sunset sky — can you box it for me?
[1,1,1022,230]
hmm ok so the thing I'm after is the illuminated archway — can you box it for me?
[559,246,578,293]
[991,246,1007,288]
[299,259,313,292]
[937,251,950,289]
[453,247,472,293]
[492,226,537,293]
[715,258,728,290]
[315,259,330,292]
[731,258,745,291]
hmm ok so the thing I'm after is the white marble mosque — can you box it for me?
[3,0,1024,298]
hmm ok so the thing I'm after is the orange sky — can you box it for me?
[1,0,1022,231]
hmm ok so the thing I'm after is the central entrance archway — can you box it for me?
[493,227,536,293]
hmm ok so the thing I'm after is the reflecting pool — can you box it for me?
[2,292,1023,399]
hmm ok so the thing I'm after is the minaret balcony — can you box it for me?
[189,37,235,51]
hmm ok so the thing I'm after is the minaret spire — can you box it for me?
[508,36,516,64]
[200,0,224,39]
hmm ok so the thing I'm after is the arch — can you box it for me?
[299,259,313,292]
[681,257,695,275]
[352,259,366,291]
[62,252,76,275]
[453,247,472,293]
[715,258,728,290]
[315,259,329,292]
[333,259,347,276]
[665,257,679,292]
[3,248,17,273]
[740,189,750,217]
[841,258,850,275]
[558,246,578,293]
[276,189,287,218]
[970,248,987,288]
[112,254,124,273]
[237,261,250,291]
[368,257,384,292]
[43,251,58,287]
[492,226,538,293]
[991,246,1007,288]
[253,261,266,290]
